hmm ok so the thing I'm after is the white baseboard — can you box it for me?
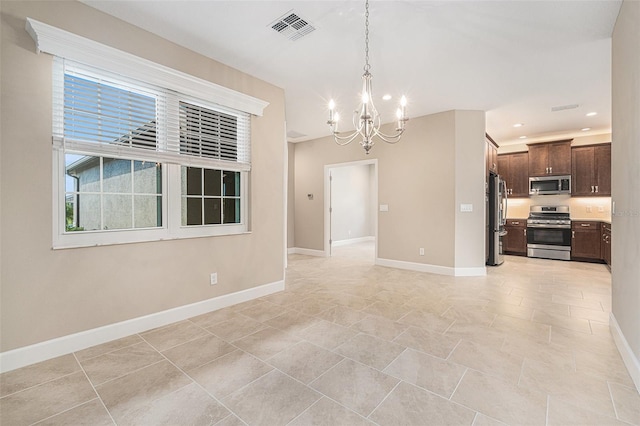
[332,236,375,247]
[376,257,486,277]
[610,312,640,393]
[288,247,326,257]
[0,280,284,373]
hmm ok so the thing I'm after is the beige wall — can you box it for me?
[287,143,295,248]
[612,0,640,374]
[0,1,286,352]
[294,110,485,271]
[330,164,374,242]
[454,111,487,268]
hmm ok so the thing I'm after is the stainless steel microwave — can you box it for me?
[529,175,571,195]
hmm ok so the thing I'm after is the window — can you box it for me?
[65,155,162,232]
[52,58,252,248]
[181,167,241,226]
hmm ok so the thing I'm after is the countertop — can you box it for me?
[506,217,612,224]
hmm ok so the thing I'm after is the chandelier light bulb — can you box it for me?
[362,92,369,104]
[400,96,407,107]
[328,99,335,110]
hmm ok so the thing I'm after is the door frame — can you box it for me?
[323,159,378,258]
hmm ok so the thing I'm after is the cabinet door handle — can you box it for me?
[545,167,549,174]
[524,229,527,236]
[550,167,552,173]
[595,185,598,193]
[513,221,519,225]
[591,186,594,193]
[572,230,575,238]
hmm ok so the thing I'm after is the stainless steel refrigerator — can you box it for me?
[487,172,507,266]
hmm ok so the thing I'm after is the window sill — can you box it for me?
[52,230,252,250]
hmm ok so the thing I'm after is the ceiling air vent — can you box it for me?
[270,10,316,41]
[551,104,579,112]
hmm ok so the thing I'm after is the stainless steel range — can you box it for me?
[527,205,572,260]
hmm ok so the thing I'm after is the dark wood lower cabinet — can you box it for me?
[502,219,611,268]
[504,219,527,255]
[601,223,611,268]
[571,221,602,260]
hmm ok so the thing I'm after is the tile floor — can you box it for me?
[1,242,639,425]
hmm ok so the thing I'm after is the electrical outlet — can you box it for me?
[586,206,592,213]
[210,273,218,285]
[419,248,425,256]
[598,206,604,212]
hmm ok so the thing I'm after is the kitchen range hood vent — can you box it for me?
[270,10,316,41]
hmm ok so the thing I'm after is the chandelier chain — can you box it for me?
[364,0,370,72]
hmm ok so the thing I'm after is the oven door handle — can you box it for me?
[526,224,571,229]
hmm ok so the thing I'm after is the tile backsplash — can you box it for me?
[505,195,611,221]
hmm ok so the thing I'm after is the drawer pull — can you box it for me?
[580,223,591,227]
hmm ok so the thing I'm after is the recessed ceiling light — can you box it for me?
[382,94,392,101]
[513,123,524,128]
[581,127,591,131]
[586,112,598,117]
[519,136,527,139]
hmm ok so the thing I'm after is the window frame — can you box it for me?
[35,20,266,249]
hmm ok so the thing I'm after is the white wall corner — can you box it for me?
[610,312,640,394]
[0,280,284,373]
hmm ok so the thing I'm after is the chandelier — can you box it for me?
[326,0,408,154]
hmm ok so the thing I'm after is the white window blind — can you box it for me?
[53,58,251,172]
[179,101,250,164]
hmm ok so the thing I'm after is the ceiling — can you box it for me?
[81,0,622,146]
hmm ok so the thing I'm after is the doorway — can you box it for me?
[324,160,378,262]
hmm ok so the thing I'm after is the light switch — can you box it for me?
[379,204,389,212]
[460,204,473,212]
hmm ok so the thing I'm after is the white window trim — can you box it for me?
[53,152,250,249]
[26,18,268,117]
[32,17,261,249]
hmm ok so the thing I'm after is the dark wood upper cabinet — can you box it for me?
[486,134,499,175]
[595,144,611,195]
[571,143,611,196]
[528,140,572,176]
[497,152,529,197]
